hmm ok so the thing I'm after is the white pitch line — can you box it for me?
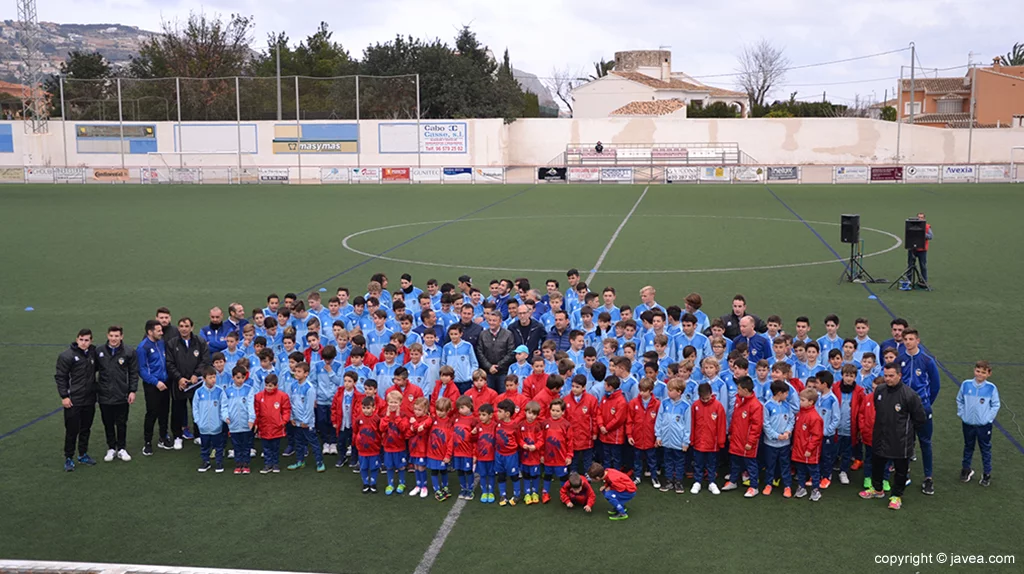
[586,186,649,283]
[413,477,478,574]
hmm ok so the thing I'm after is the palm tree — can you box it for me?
[590,58,614,80]
[999,42,1024,66]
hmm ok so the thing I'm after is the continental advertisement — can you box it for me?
[92,168,130,182]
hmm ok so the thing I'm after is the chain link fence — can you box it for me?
[59,75,417,122]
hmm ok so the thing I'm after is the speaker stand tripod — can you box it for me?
[838,242,877,284]
[889,261,931,291]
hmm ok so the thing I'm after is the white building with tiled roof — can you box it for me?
[570,50,750,118]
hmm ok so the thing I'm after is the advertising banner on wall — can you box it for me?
[378,122,468,154]
[665,166,699,183]
[835,166,869,181]
[870,167,903,181]
[55,167,86,183]
[26,167,53,183]
[411,168,441,183]
[258,167,290,183]
[474,167,504,183]
[320,167,350,183]
[732,166,765,182]
[600,167,633,182]
[568,167,601,182]
[350,167,381,183]
[700,166,731,182]
[904,166,939,180]
[0,167,23,182]
[978,165,1011,181]
[537,167,567,181]
[91,168,130,182]
[442,167,473,182]
[942,165,976,180]
[766,166,799,181]
[272,123,358,154]
[382,167,411,182]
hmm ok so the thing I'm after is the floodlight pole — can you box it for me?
[276,42,282,121]
[355,75,360,167]
[176,77,183,168]
[59,75,68,167]
[236,76,242,173]
[116,77,125,169]
[416,73,422,167]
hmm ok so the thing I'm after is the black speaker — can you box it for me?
[841,214,860,244]
[905,219,927,250]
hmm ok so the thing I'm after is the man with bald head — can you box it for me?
[198,307,231,354]
[733,315,772,364]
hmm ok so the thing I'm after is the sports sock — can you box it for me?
[441,472,449,488]
[431,471,440,491]
[387,468,395,487]
[513,477,521,498]
[543,478,552,494]
[361,469,370,485]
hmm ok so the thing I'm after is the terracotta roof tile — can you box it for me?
[610,99,687,116]
[900,77,970,94]
[611,71,704,91]
[707,86,748,98]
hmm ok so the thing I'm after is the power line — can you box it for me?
[780,75,898,87]
[690,46,911,80]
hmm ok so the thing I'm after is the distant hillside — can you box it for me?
[0,20,156,82]
[0,20,558,114]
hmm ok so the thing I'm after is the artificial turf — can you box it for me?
[1,182,1022,573]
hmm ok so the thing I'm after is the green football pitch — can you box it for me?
[1,182,1023,573]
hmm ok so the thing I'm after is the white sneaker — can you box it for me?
[104,449,116,462]
[251,448,257,457]
[709,483,721,495]
[839,471,850,485]
[322,444,330,455]
[420,488,429,498]
[173,438,184,450]
[228,450,235,459]
[690,482,702,495]
[194,438,202,446]
[330,444,338,455]
[117,449,132,462]
[408,486,421,497]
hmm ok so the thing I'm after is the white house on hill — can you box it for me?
[571,50,750,118]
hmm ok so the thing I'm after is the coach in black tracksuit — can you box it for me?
[95,326,139,455]
[165,318,210,442]
[871,362,928,500]
[55,329,98,466]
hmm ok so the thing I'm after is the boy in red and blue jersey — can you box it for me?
[494,399,523,506]
[474,404,498,503]
[588,462,636,521]
[353,396,382,493]
[380,390,410,495]
[407,397,434,499]
[427,397,456,501]
[541,399,574,504]
[452,396,478,499]
[518,401,544,504]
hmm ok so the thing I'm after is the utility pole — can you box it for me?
[967,65,977,163]
[908,43,917,126]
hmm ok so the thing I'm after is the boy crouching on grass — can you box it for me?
[560,472,595,513]
[588,462,637,521]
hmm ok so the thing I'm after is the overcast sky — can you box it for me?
[25,0,1024,105]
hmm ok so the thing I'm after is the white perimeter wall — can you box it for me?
[3,117,1023,169]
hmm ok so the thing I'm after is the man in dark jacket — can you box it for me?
[545,310,572,353]
[715,294,766,339]
[156,307,179,342]
[55,328,98,471]
[476,310,517,391]
[445,304,483,347]
[96,325,139,462]
[860,362,927,510]
[510,304,546,357]
[165,317,210,449]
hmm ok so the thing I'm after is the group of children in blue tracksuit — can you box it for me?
[160,273,1000,514]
